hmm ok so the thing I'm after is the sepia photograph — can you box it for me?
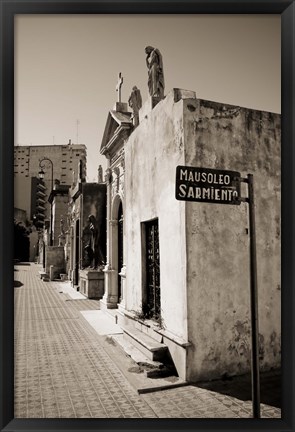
[12,12,282,421]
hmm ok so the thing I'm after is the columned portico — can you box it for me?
[100,268,118,309]
[100,162,117,309]
[101,197,125,310]
[101,219,119,309]
[118,196,127,311]
[99,100,132,311]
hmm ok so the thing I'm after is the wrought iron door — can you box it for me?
[146,219,160,319]
[118,202,123,302]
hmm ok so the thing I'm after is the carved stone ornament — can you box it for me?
[105,168,112,183]
[145,46,165,99]
[113,167,120,193]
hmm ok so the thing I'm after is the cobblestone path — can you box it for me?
[14,263,281,419]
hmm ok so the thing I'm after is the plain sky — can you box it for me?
[15,14,281,181]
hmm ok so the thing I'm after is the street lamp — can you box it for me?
[39,157,54,246]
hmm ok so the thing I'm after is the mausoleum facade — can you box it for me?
[99,47,280,382]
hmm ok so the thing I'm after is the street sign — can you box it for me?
[175,165,241,204]
[175,165,261,418]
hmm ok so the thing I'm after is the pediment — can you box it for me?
[100,110,132,156]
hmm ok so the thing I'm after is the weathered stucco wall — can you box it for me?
[29,229,39,262]
[125,92,188,341]
[124,89,280,381]
[45,246,66,279]
[184,99,281,381]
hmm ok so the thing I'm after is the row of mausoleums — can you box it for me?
[39,84,281,383]
[38,174,107,297]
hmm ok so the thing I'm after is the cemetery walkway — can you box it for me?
[14,263,281,419]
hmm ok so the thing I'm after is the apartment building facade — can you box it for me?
[14,141,87,225]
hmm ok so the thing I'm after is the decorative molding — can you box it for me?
[110,148,125,167]
[119,176,124,197]
[113,167,120,192]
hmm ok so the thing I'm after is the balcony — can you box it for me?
[37,190,46,198]
[36,204,45,211]
[37,182,46,191]
[37,197,46,205]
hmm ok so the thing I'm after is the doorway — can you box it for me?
[117,201,123,303]
[145,218,161,319]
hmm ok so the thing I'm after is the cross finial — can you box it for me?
[116,72,123,102]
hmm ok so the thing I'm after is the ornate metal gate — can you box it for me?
[118,202,123,302]
[145,219,160,319]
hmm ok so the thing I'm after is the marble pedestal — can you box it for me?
[79,269,104,299]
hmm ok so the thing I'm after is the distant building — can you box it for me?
[48,181,71,246]
[14,176,32,221]
[14,141,87,224]
[31,177,46,229]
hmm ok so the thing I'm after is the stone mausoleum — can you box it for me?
[67,173,106,299]
[100,48,281,382]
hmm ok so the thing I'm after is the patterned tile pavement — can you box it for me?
[142,386,281,418]
[14,263,281,419]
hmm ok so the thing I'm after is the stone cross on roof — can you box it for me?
[116,72,123,102]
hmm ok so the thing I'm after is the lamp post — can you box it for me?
[39,157,54,246]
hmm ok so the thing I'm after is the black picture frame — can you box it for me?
[1,1,294,431]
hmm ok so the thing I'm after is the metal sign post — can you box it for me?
[227,173,261,419]
[175,166,261,419]
[245,173,261,419]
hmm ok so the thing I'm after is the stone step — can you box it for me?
[144,365,177,379]
[110,334,164,369]
[110,334,176,379]
[122,325,168,362]
[105,334,182,389]
[134,320,163,343]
